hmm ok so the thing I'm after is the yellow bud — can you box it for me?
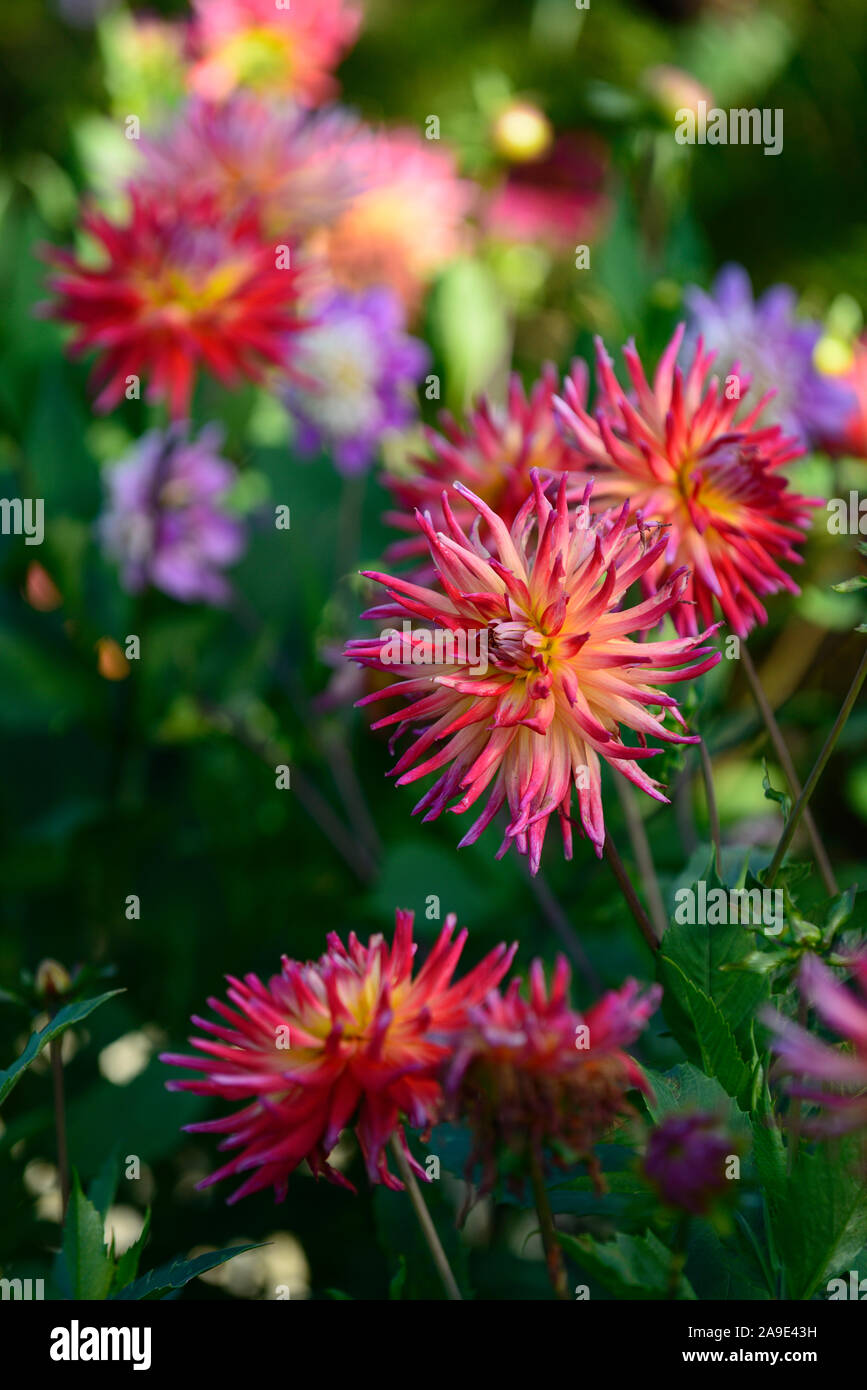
[35,959,72,1000]
[492,102,553,163]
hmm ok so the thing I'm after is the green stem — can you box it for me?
[50,1038,70,1219]
[765,648,867,888]
[389,1135,462,1301]
[528,1147,570,1302]
[698,739,722,876]
[742,645,837,895]
[604,833,661,952]
[614,777,667,940]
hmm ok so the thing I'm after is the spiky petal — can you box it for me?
[161,911,516,1202]
[346,473,721,873]
[554,326,818,638]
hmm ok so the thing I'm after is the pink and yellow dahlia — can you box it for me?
[554,326,817,637]
[763,951,867,1138]
[188,0,361,106]
[42,193,304,417]
[311,129,475,312]
[135,95,365,241]
[384,364,586,566]
[445,956,660,1191]
[346,473,721,873]
[161,911,516,1201]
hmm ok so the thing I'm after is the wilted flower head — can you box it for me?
[484,133,609,250]
[313,129,475,311]
[42,193,304,416]
[283,286,428,475]
[555,325,817,638]
[135,95,366,241]
[763,952,867,1138]
[384,363,586,566]
[684,264,854,449]
[99,425,245,604]
[161,911,516,1201]
[445,957,660,1192]
[189,0,361,106]
[346,474,720,873]
[643,1111,737,1215]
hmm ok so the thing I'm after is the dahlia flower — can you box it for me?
[384,363,586,565]
[643,1111,737,1215]
[312,129,475,311]
[684,264,854,449]
[829,338,867,458]
[444,956,660,1191]
[134,95,365,241]
[346,473,720,872]
[99,424,245,604]
[161,911,516,1202]
[763,952,867,1137]
[283,286,428,474]
[484,133,609,250]
[188,0,361,106]
[42,193,303,417]
[555,326,817,638]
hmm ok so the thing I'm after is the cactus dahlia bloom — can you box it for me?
[643,1112,737,1215]
[189,0,361,107]
[161,911,516,1202]
[384,364,586,567]
[42,194,304,417]
[445,957,661,1192]
[345,474,720,872]
[554,325,817,638]
[135,96,365,241]
[762,952,867,1138]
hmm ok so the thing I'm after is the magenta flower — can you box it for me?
[99,425,245,605]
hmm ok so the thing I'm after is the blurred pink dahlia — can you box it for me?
[445,956,660,1190]
[42,193,304,417]
[311,129,475,312]
[346,473,721,872]
[763,952,867,1138]
[554,326,817,637]
[134,95,365,240]
[161,911,516,1201]
[384,364,586,567]
[189,0,361,106]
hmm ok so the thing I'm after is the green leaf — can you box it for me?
[0,990,123,1109]
[112,1210,151,1293]
[659,960,751,1103]
[88,1147,122,1221]
[559,1230,696,1300]
[112,1245,260,1301]
[61,1172,114,1301]
[388,1255,407,1300]
[766,1139,867,1300]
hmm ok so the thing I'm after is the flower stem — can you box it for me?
[614,777,667,940]
[741,645,837,895]
[604,833,661,951]
[528,1147,570,1301]
[50,1038,70,1219]
[766,647,867,889]
[525,867,602,991]
[389,1135,463,1301]
[698,739,722,876]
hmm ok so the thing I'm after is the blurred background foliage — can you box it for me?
[1,0,866,1300]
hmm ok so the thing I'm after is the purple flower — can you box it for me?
[283,287,428,475]
[643,1112,736,1215]
[99,425,245,605]
[684,263,854,449]
[762,952,867,1138]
